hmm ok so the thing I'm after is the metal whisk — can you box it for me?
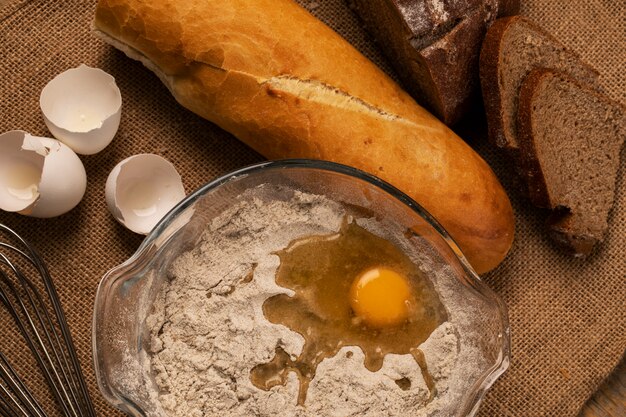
[0,224,96,417]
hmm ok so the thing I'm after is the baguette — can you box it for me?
[93,0,515,273]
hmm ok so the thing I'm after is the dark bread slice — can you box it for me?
[480,16,600,154]
[349,0,515,125]
[517,69,625,256]
[497,0,520,16]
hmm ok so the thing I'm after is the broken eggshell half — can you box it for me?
[0,130,87,218]
[40,64,122,155]
[105,154,186,235]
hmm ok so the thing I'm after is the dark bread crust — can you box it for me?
[547,210,598,257]
[516,67,553,208]
[497,0,520,16]
[480,16,517,150]
[350,0,500,125]
[348,0,450,121]
[419,3,497,124]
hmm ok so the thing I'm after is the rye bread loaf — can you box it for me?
[480,16,600,155]
[349,0,518,125]
[497,0,520,16]
[517,69,625,256]
[93,0,516,273]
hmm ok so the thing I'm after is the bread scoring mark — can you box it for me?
[265,86,283,99]
[264,76,399,121]
[263,76,436,131]
[93,30,438,134]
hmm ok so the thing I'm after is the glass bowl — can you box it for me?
[93,159,510,417]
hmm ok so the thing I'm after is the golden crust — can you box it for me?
[94,0,515,273]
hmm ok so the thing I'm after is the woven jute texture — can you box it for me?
[0,0,624,416]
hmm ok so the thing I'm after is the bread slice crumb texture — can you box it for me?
[517,69,625,254]
[480,16,599,152]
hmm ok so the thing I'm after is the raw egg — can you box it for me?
[256,220,447,404]
[349,267,413,328]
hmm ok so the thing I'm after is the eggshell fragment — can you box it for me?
[0,130,87,218]
[40,64,122,155]
[105,154,186,235]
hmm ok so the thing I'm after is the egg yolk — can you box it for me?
[349,267,413,328]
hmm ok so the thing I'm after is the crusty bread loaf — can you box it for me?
[480,16,599,154]
[517,69,625,256]
[350,0,507,125]
[93,0,515,273]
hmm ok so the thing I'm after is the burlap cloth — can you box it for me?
[0,0,623,416]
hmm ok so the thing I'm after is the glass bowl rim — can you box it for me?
[144,159,470,266]
[93,158,511,416]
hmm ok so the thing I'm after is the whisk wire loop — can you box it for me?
[0,352,47,417]
[0,243,86,416]
[0,224,96,417]
[0,379,30,417]
[0,264,74,417]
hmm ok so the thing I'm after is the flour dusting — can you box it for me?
[398,0,450,34]
[145,184,487,416]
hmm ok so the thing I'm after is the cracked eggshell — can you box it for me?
[106,154,186,235]
[40,64,122,155]
[0,130,87,218]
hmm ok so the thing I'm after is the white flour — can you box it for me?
[399,0,449,33]
[146,185,483,416]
